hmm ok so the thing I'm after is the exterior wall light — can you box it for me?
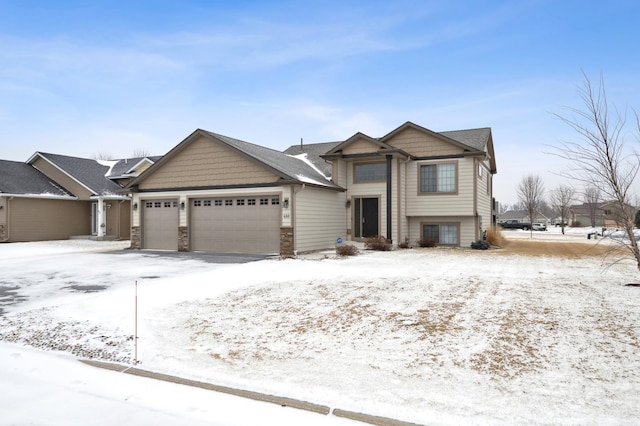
[283,199,289,208]
[133,203,138,211]
[180,201,185,210]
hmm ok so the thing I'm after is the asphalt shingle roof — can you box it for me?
[36,153,124,196]
[203,131,341,188]
[108,156,162,178]
[0,159,72,197]
[439,128,491,151]
[283,141,340,177]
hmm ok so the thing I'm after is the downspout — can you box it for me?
[386,155,392,241]
[0,197,12,242]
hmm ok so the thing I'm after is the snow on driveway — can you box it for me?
[1,234,639,425]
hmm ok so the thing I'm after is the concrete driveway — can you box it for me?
[110,249,273,264]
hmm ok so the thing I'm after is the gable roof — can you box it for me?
[0,159,74,198]
[321,121,497,173]
[283,141,340,177]
[27,152,126,196]
[128,129,343,190]
[108,156,162,179]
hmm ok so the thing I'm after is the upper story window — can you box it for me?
[354,163,386,182]
[420,162,457,193]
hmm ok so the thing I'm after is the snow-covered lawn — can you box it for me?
[1,230,639,425]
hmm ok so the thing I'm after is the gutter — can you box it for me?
[1,196,12,242]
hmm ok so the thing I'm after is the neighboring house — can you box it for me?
[126,121,497,255]
[570,201,637,227]
[0,153,159,242]
[497,210,549,224]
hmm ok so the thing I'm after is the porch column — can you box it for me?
[386,155,392,241]
[97,198,106,238]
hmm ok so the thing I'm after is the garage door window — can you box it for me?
[248,199,256,205]
[271,198,280,205]
[237,199,245,206]
[193,200,202,207]
[225,200,233,206]
[215,200,222,206]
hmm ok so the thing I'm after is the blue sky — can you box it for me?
[1,0,639,205]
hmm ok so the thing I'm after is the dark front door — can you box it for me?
[354,197,379,238]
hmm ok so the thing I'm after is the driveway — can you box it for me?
[110,249,273,264]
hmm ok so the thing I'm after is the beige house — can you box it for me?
[0,153,157,242]
[126,122,497,255]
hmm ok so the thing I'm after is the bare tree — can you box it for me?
[549,185,575,234]
[583,186,602,227]
[517,174,545,237]
[553,71,640,270]
[132,148,151,158]
[93,152,115,161]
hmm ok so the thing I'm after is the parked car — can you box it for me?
[532,223,547,231]
[499,220,531,230]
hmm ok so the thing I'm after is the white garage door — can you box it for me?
[190,196,281,254]
[142,199,179,250]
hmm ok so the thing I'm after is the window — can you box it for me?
[423,224,459,245]
[248,199,256,205]
[354,163,386,182]
[271,198,280,205]
[154,201,162,208]
[260,198,269,205]
[237,199,245,206]
[420,163,456,193]
[145,202,153,208]
[225,199,233,206]
[193,200,202,207]
[204,200,211,206]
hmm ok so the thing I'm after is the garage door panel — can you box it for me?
[143,199,179,250]
[191,196,280,254]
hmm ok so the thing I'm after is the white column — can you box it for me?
[97,198,106,238]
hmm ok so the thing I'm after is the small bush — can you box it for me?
[471,239,490,250]
[416,237,436,248]
[364,235,392,251]
[336,244,358,256]
[398,237,411,249]
[485,226,505,247]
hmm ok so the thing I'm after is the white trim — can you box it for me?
[0,193,77,200]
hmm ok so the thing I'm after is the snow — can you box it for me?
[1,230,639,425]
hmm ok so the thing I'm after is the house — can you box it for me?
[570,201,637,227]
[0,153,159,242]
[497,210,549,224]
[126,121,497,255]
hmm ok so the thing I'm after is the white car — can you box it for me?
[532,223,547,231]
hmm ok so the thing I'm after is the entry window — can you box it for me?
[354,163,386,182]
[422,224,459,245]
[420,163,456,193]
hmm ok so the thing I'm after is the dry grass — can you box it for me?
[496,238,627,258]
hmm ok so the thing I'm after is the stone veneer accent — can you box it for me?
[178,226,189,252]
[280,226,294,257]
[0,224,5,241]
[130,226,141,249]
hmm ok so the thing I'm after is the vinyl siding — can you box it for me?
[7,198,91,242]
[105,200,131,239]
[139,136,281,190]
[31,157,93,200]
[405,158,475,216]
[386,127,465,157]
[341,137,380,155]
[294,187,346,253]
[476,160,493,233]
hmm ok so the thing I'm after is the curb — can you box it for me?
[80,359,424,426]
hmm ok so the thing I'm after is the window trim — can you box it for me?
[420,221,461,246]
[417,160,459,195]
[353,161,387,184]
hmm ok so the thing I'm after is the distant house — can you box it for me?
[497,210,548,224]
[125,121,497,254]
[0,153,159,242]
[570,201,637,227]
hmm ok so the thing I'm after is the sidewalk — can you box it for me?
[81,359,423,426]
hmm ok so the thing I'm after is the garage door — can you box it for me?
[191,196,280,254]
[142,199,179,250]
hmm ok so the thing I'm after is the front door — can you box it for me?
[353,197,379,238]
[91,202,98,235]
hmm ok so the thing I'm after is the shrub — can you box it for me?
[416,237,436,248]
[485,226,505,247]
[364,235,392,251]
[336,244,358,256]
[471,239,490,250]
[398,237,411,249]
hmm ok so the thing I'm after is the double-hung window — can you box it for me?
[420,162,456,193]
